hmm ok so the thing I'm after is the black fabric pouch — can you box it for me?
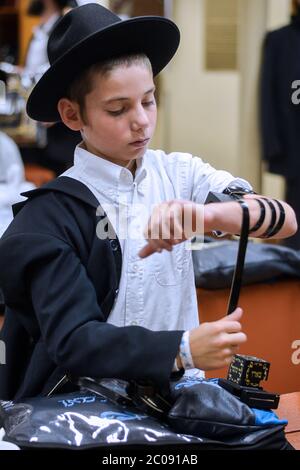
[166,376,291,449]
[192,237,300,290]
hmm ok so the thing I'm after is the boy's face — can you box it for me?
[80,63,157,166]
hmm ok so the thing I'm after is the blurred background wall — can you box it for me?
[151,0,291,197]
[0,0,294,196]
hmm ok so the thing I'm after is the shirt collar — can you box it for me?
[73,144,148,191]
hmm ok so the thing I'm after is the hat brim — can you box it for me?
[26,16,180,122]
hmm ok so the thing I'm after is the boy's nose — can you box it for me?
[131,106,149,130]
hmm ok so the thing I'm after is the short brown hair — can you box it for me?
[65,54,152,123]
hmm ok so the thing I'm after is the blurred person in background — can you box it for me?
[260,0,300,250]
[24,0,77,78]
[20,0,81,178]
[0,131,35,237]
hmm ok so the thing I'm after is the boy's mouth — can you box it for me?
[129,138,150,148]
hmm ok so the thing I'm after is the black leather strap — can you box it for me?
[127,381,172,419]
[260,198,277,238]
[249,198,266,234]
[267,199,286,238]
[227,199,249,315]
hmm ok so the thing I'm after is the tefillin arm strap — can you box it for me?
[227,197,285,314]
[227,199,249,315]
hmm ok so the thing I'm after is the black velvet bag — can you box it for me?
[0,376,292,450]
[0,388,202,450]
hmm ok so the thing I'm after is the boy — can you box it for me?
[0,4,297,400]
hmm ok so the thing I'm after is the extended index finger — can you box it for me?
[138,243,156,258]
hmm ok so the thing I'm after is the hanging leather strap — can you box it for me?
[226,199,250,315]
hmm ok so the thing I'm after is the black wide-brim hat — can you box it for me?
[26,3,180,122]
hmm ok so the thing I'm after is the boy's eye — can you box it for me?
[143,100,155,107]
[107,100,155,116]
[107,109,124,116]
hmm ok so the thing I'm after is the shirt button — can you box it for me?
[110,240,118,251]
[130,320,138,326]
[133,264,138,272]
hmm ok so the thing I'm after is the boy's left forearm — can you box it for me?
[139,197,298,259]
[203,195,298,239]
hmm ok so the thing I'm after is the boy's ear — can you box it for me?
[57,98,83,131]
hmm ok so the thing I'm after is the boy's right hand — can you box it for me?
[181,308,247,371]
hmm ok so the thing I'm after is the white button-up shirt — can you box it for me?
[62,146,251,333]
